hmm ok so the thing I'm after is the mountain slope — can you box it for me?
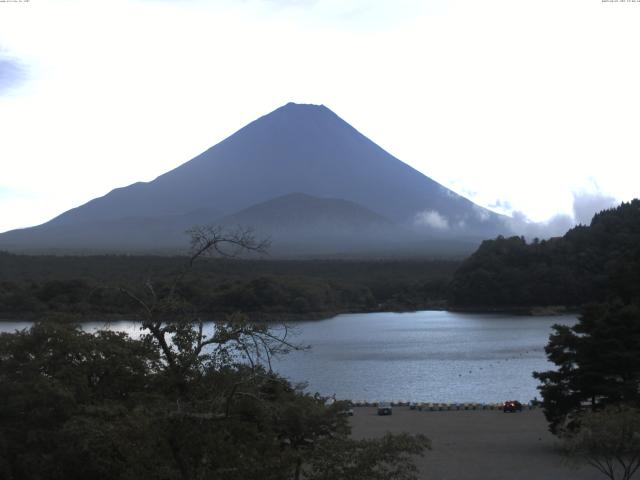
[0,208,223,253]
[0,102,506,254]
[217,193,400,256]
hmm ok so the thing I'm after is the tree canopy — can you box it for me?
[450,200,640,309]
[0,252,456,321]
[533,302,640,434]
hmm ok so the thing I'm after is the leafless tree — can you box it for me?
[118,225,302,397]
[563,406,640,480]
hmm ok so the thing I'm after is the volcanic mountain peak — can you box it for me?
[0,102,507,254]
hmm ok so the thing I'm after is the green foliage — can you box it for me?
[0,322,160,480]
[0,320,430,479]
[450,200,640,308]
[562,406,640,480]
[0,229,431,479]
[533,302,640,434]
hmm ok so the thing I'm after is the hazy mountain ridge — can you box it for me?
[0,208,223,253]
[220,193,392,231]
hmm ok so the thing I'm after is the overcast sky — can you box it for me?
[0,0,638,234]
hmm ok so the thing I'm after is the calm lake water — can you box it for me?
[0,311,575,403]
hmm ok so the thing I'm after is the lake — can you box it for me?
[0,311,574,404]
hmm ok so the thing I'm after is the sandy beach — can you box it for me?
[350,407,603,480]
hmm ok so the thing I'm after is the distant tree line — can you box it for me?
[0,254,456,320]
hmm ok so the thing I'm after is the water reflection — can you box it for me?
[0,311,575,403]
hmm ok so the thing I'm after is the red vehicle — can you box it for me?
[503,400,523,413]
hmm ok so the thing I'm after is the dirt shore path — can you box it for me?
[350,407,602,480]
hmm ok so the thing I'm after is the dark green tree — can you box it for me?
[0,321,161,480]
[534,302,640,434]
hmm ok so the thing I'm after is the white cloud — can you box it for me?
[503,190,621,239]
[415,210,449,230]
[473,205,490,222]
[503,211,574,240]
[0,55,26,95]
[489,198,512,214]
[255,0,448,27]
[572,191,618,225]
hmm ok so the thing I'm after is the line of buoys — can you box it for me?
[348,401,538,411]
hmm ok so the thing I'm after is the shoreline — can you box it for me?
[447,304,580,316]
[0,304,580,323]
[349,401,540,410]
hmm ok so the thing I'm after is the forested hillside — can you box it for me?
[449,200,640,308]
[0,255,457,320]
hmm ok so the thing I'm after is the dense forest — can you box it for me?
[449,200,640,309]
[0,254,458,320]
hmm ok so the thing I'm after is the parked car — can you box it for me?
[377,402,393,415]
[409,402,418,410]
[337,407,354,416]
[503,400,523,413]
